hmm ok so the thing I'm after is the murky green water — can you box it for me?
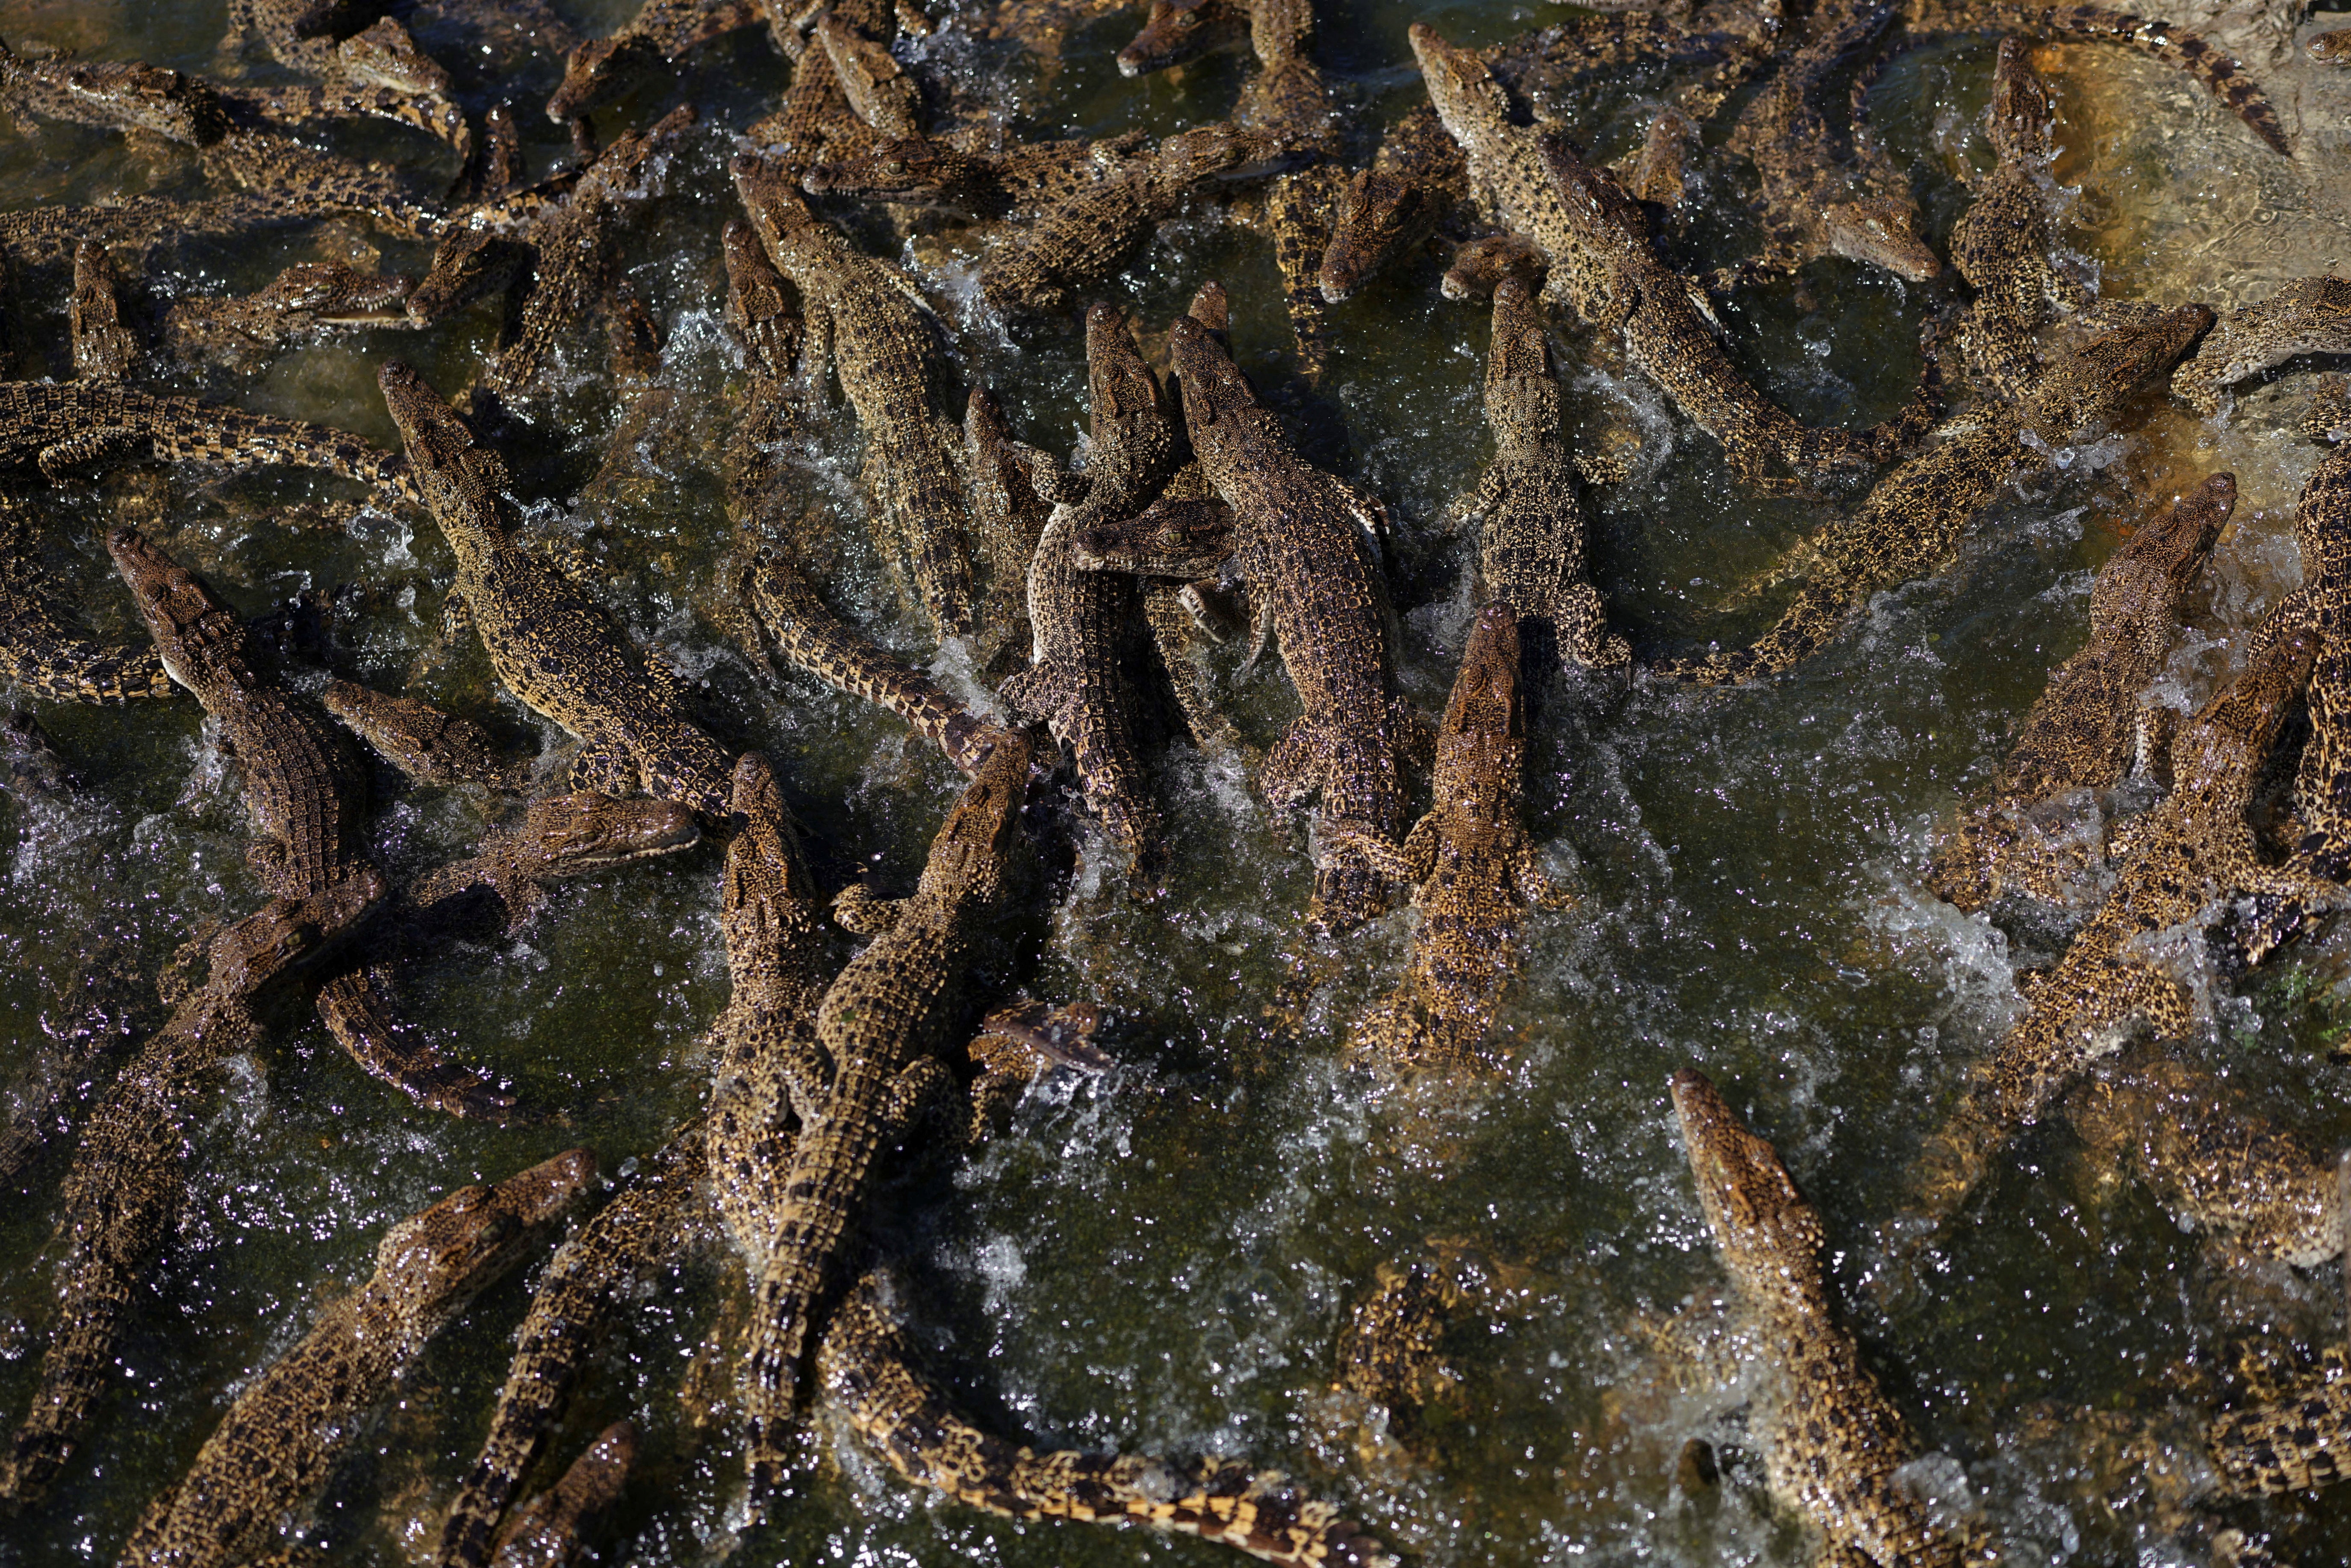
[4,0,2351,1564]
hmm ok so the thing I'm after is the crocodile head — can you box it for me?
[1821,198,1941,283]
[1435,604,1523,810]
[2113,472,2233,605]
[1167,309,1258,444]
[1408,24,1510,138]
[370,1147,597,1333]
[1985,35,2056,167]
[253,261,413,323]
[802,138,1003,217]
[335,17,451,96]
[578,103,695,201]
[1483,277,1561,434]
[61,60,230,145]
[1319,170,1416,303]
[1670,1068,1825,1291]
[1155,122,1302,186]
[2168,623,2317,808]
[915,729,1033,900]
[721,218,804,382]
[1116,0,1251,77]
[1072,497,1235,576]
[105,527,247,696]
[407,226,530,326]
[1083,302,1169,439]
[546,31,664,123]
[512,792,701,879]
[2027,302,2214,444]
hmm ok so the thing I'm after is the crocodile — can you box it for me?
[115,1147,595,1568]
[818,1266,1398,1567]
[218,2,468,146]
[1672,1067,1986,1568]
[733,152,974,638]
[750,0,900,172]
[963,386,1057,679]
[378,360,737,818]
[1926,474,2230,912]
[0,380,416,498]
[1901,0,2288,156]
[1721,0,1941,288]
[1948,35,2083,399]
[545,0,763,121]
[814,10,923,140]
[324,678,523,788]
[978,122,1303,319]
[485,105,695,395]
[742,731,1035,1488]
[0,194,327,265]
[1910,622,2343,1224]
[1653,303,2208,685]
[433,1127,706,1568]
[1232,0,1343,375]
[161,262,413,375]
[488,1421,636,1568]
[1449,278,1628,669]
[2313,27,2351,63]
[2171,276,2351,415]
[1441,231,1546,301]
[1626,104,1699,210]
[801,131,1152,222]
[0,499,174,703]
[69,239,139,381]
[1115,0,1250,76]
[999,303,1172,864]
[0,878,383,1508]
[1343,604,1560,1065]
[2068,1052,2346,1268]
[1318,105,1467,304]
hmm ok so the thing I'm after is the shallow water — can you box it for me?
[4,0,2351,1564]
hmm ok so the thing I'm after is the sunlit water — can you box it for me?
[3,0,2351,1563]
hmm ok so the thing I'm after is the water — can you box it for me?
[4,0,2351,1563]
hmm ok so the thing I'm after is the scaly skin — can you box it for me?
[0,382,413,498]
[115,1149,595,1568]
[322,680,520,789]
[803,132,1151,221]
[1673,1069,1979,1568]
[751,0,895,172]
[378,361,736,818]
[1904,0,2288,154]
[2172,276,2351,415]
[819,1268,1398,1568]
[815,11,921,139]
[1318,105,1467,304]
[979,123,1302,319]
[734,154,975,638]
[1234,0,1341,375]
[1455,279,1626,668]
[1168,306,1405,927]
[1912,625,2340,1223]
[1950,37,2079,399]
[0,194,315,264]
[2209,1339,2351,1496]
[1654,304,2209,685]
[1000,305,1173,863]
[1346,605,1555,1065]
[1115,0,1250,76]
[0,501,173,703]
[69,241,138,381]
[0,883,382,1508]
[488,1422,636,1568]
[1723,0,1940,287]
[964,387,1057,679]
[162,262,413,376]
[743,735,1034,1489]
[1927,475,2230,912]
[546,0,762,120]
[433,1134,701,1568]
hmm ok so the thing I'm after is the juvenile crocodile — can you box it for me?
[323,679,522,788]
[978,123,1302,319]
[162,262,413,375]
[1722,0,1940,287]
[2171,276,2351,415]
[1441,231,1546,300]
[743,732,1034,1488]
[1654,303,2208,685]
[0,880,383,1507]
[0,500,173,703]
[1927,474,2230,912]
[964,386,1057,679]
[488,1421,636,1568]
[802,131,1151,221]
[734,153,974,638]
[1673,1068,1985,1568]
[0,381,415,497]
[814,9,922,139]
[751,0,899,172]
[378,361,736,818]
[1451,278,1627,669]
[819,1267,1398,1567]
[116,1148,595,1568]
[545,0,762,120]
[1317,105,1467,304]
[1115,0,1250,76]
[1000,303,1171,864]
[1343,605,1557,1065]
[0,194,322,264]
[70,240,139,381]
[1912,623,2342,1223]
[1234,0,1343,375]
[1948,36,2081,399]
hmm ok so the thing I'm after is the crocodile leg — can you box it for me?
[314,965,514,1122]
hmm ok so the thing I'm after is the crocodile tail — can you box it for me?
[1650,576,1852,686]
[317,968,515,1122]
[742,1250,825,1491]
[2034,5,2289,154]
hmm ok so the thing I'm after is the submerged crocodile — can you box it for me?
[743,733,1034,1490]
[324,679,523,789]
[819,1266,1398,1567]
[0,381,415,498]
[162,261,414,375]
[488,1421,636,1568]
[1000,303,1172,865]
[1318,105,1467,304]
[1344,605,1558,1066]
[117,1148,594,1568]
[545,0,762,120]
[70,240,140,381]
[734,153,975,638]
[1115,0,1250,76]
[0,500,173,703]
[1654,303,2208,685]
[1672,1068,1986,1568]
[1949,36,2082,399]
[1927,474,2230,912]
[379,361,736,818]
[1451,278,1627,669]
[1722,0,1940,287]
[2172,275,2351,415]
[1912,623,2342,1223]
[978,123,1302,319]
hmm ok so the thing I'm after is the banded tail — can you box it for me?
[2026,5,2288,154]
